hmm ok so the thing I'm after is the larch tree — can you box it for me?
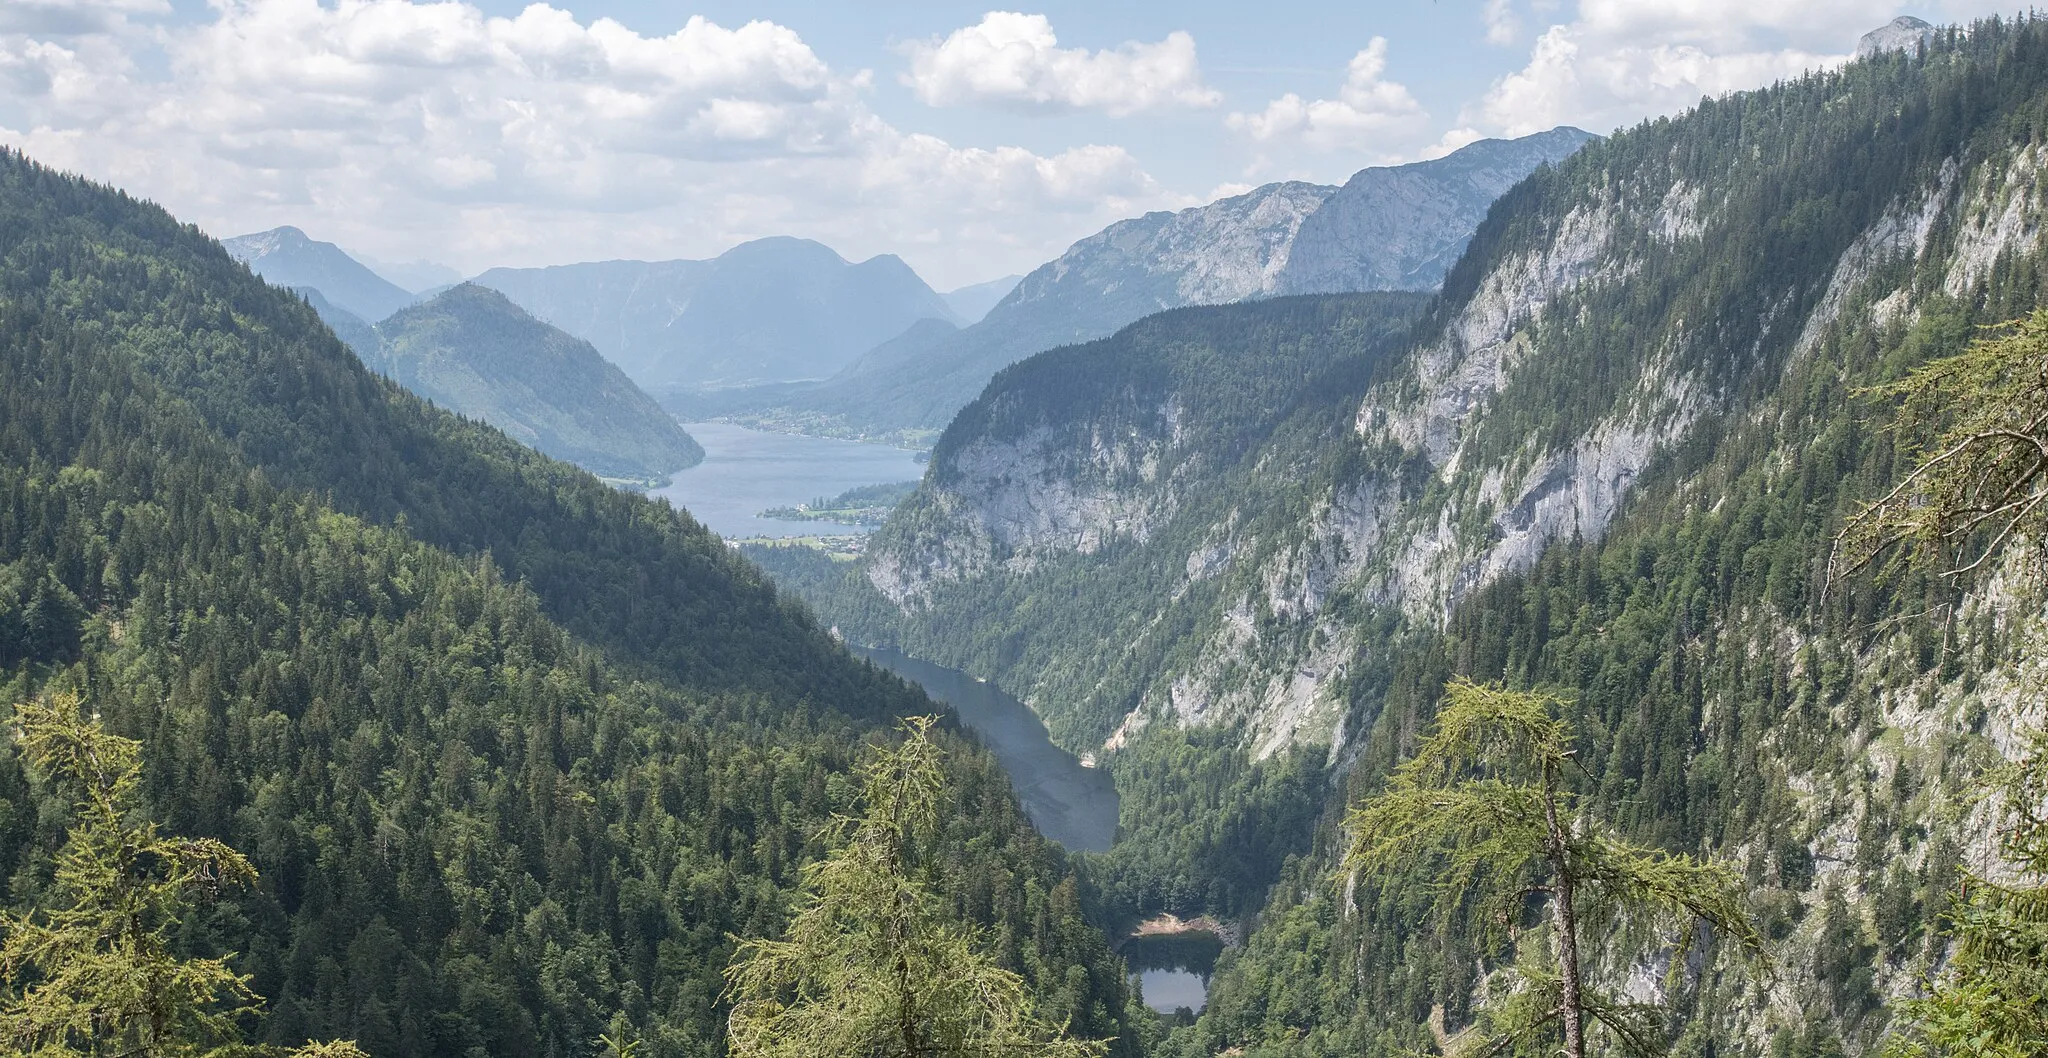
[0,692,365,1058]
[1344,679,1767,1058]
[1832,311,2048,1057]
[724,716,1108,1058]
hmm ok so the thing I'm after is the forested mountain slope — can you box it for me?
[293,285,379,358]
[754,17,2048,1054]
[0,150,1136,1057]
[373,284,703,482]
[750,291,1432,915]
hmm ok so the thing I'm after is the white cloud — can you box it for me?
[1416,126,1486,161]
[0,0,1182,285]
[1227,38,1427,152]
[901,12,1220,116]
[1470,22,1840,137]
[1463,1,2014,138]
[1483,0,1521,46]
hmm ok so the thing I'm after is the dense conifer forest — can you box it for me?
[0,150,1135,1056]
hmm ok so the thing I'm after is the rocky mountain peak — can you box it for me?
[220,224,416,323]
[1858,15,1937,59]
[220,224,309,261]
[1006,180,1337,314]
[1274,126,1598,295]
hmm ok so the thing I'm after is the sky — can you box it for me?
[0,0,2021,289]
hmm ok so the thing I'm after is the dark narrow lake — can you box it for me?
[852,646,1119,854]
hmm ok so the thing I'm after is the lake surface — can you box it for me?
[1137,969,1208,1015]
[852,646,1120,854]
[1122,933,1223,1015]
[650,422,925,538]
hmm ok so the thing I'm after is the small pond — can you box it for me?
[1123,932,1223,1015]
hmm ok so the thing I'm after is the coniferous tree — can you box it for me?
[0,692,363,1058]
[1836,311,2048,578]
[1884,730,2048,1058]
[724,717,1108,1058]
[1834,314,2048,1056]
[1344,679,1767,1058]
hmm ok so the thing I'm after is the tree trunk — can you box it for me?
[1543,761,1587,1058]
[897,949,923,1058]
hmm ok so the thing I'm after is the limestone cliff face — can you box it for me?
[1165,140,2045,754]
[1008,183,1336,317]
[867,405,1186,606]
[744,131,1596,439]
[1276,127,1597,295]
[805,28,2048,1052]
[862,115,2048,761]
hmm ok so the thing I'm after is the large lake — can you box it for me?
[650,422,925,538]
[853,646,1120,855]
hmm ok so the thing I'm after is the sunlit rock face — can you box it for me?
[1275,126,1597,296]
[1858,15,1937,59]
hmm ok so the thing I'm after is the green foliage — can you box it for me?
[1884,730,2048,1058]
[1835,313,2048,1055]
[0,149,1137,1056]
[1345,680,1765,1058]
[371,283,703,481]
[0,693,362,1058]
[1838,311,2048,579]
[0,692,259,1055]
[1087,730,1327,920]
[726,717,1109,1058]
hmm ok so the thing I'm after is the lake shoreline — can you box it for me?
[848,645,1120,855]
[1125,913,1239,948]
[649,422,925,538]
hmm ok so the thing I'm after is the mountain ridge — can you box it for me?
[473,235,960,391]
[223,224,419,323]
[0,144,1137,1057]
[749,17,2048,1054]
[372,283,704,481]
[706,128,1595,442]
[1275,126,1599,294]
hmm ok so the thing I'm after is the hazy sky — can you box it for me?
[0,0,2016,288]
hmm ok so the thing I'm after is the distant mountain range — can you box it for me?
[358,254,465,294]
[941,275,1023,324]
[227,227,701,481]
[233,128,1590,450]
[702,127,1595,441]
[223,226,419,323]
[472,237,961,390]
